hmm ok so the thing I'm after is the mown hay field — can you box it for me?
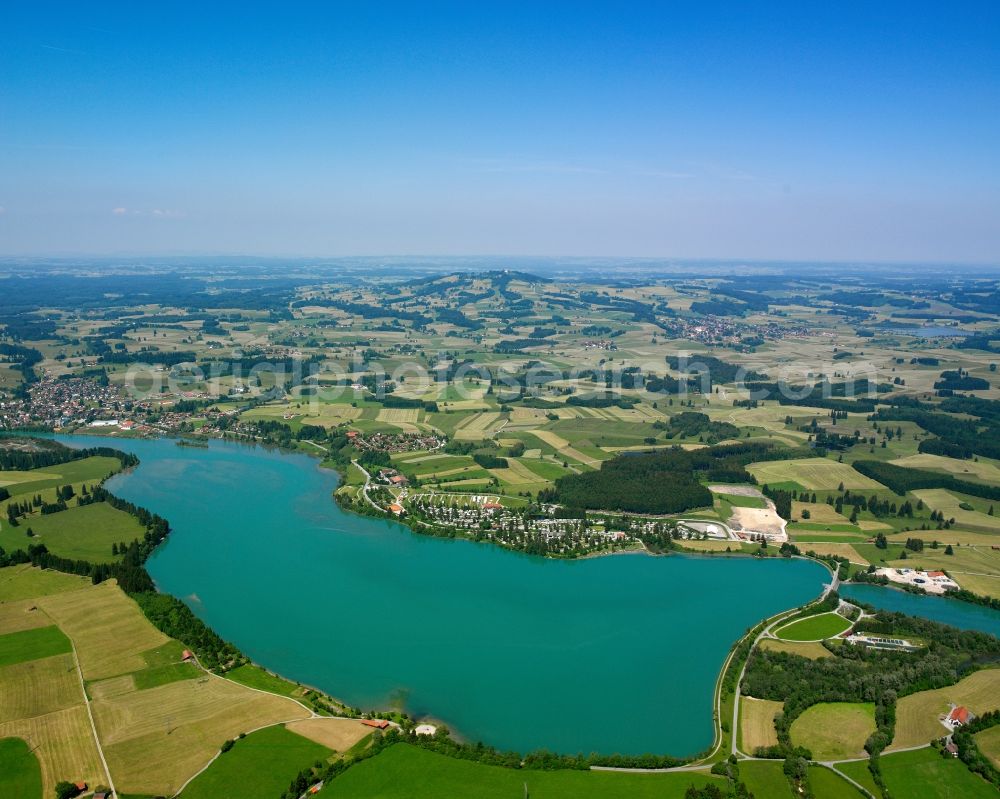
[286,718,372,752]
[36,580,170,680]
[94,674,310,796]
[739,697,782,751]
[748,458,886,491]
[891,669,1000,750]
[0,654,80,723]
[0,706,106,798]
[789,702,876,760]
[757,639,832,659]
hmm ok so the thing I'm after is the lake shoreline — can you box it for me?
[45,431,835,756]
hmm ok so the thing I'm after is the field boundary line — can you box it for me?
[69,637,117,796]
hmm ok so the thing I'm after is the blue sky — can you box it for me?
[1,1,998,261]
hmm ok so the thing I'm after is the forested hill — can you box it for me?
[544,442,803,515]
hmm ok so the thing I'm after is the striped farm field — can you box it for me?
[375,408,421,432]
[748,458,886,491]
[0,599,55,634]
[493,458,543,484]
[392,452,450,464]
[0,706,106,798]
[757,639,832,659]
[0,564,109,603]
[891,453,1000,484]
[94,674,309,796]
[891,669,1000,750]
[285,718,373,753]
[794,543,870,565]
[911,489,1000,532]
[740,697,782,751]
[528,430,602,466]
[453,412,503,440]
[0,654,80,725]
[35,581,170,680]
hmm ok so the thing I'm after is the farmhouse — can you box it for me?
[389,503,405,516]
[947,706,972,727]
[361,719,391,729]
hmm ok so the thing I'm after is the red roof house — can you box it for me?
[361,719,390,729]
[949,706,970,725]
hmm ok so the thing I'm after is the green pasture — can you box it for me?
[0,625,72,667]
[180,725,332,799]
[319,743,724,798]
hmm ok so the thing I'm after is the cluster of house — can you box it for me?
[659,315,804,348]
[0,376,136,430]
[873,567,960,595]
[408,495,636,545]
[348,431,444,453]
[376,467,409,488]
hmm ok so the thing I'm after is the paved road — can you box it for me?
[352,460,383,511]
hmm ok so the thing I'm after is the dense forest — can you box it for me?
[546,441,796,514]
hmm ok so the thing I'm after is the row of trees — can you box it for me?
[853,459,1000,500]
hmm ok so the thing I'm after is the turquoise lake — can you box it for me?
[59,434,828,756]
[840,584,1000,638]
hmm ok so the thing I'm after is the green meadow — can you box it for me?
[774,612,852,642]
[880,747,997,799]
[0,625,72,667]
[0,737,42,799]
[0,501,145,564]
[319,744,726,798]
[179,725,332,799]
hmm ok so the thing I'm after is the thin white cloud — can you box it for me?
[634,169,695,179]
[469,158,606,175]
[39,43,89,56]
[112,207,185,218]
